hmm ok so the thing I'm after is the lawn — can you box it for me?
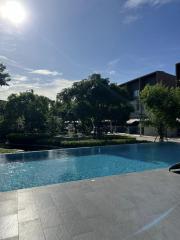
[0,148,18,154]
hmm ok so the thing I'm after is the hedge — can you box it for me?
[6,133,140,149]
[99,134,133,140]
[54,135,92,141]
[60,138,137,148]
[6,133,52,144]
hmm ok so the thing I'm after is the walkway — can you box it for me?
[0,169,180,239]
[120,133,180,143]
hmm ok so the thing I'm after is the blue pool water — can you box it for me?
[0,143,180,192]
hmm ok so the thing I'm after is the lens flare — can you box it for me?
[0,1,27,26]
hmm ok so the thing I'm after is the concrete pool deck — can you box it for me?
[0,169,180,240]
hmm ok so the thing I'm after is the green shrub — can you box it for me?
[54,135,92,141]
[36,137,61,146]
[7,133,51,144]
[6,133,141,149]
[60,138,137,148]
[100,134,135,140]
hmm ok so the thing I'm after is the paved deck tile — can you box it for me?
[0,214,18,239]
[19,219,45,240]
[0,169,180,239]
[43,225,71,240]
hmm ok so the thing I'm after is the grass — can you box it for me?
[0,148,18,154]
[60,138,140,148]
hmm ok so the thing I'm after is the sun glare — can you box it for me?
[0,1,27,26]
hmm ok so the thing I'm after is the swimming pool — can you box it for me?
[0,143,179,192]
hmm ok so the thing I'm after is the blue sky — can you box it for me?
[0,0,180,99]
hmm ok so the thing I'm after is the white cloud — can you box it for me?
[0,56,75,100]
[0,55,9,61]
[0,55,29,71]
[0,78,77,100]
[12,74,28,82]
[108,70,116,75]
[30,69,63,76]
[35,78,76,99]
[122,0,174,24]
[0,55,16,65]
[105,59,121,77]
[124,0,173,9]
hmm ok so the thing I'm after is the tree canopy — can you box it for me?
[0,70,133,139]
[57,74,133,135]
[0,63,11,86]
[2,90,52,134]
[141,84,180,141]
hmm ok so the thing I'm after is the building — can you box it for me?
[176,62,180,87]
[120,63,179,136]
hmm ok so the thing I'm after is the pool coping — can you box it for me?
[0,141,171,156]
[0,167,170,193]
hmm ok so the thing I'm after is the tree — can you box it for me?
[4,90,52,133]
[57,74,133,136]
[0,100,7,137]
[141,84,180,141]
[0,63,11,86]
[47,101,65,134]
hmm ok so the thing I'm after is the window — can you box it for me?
[133,89,139,98]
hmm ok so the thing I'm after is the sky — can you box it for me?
[0,0,180,100]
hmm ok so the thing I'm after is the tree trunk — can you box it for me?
[73,121,77,134]
[96,124,102,138]
[110,121,113,133]
[91,118,96,138]
[158,125,165,142]
[93,120,102,138]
